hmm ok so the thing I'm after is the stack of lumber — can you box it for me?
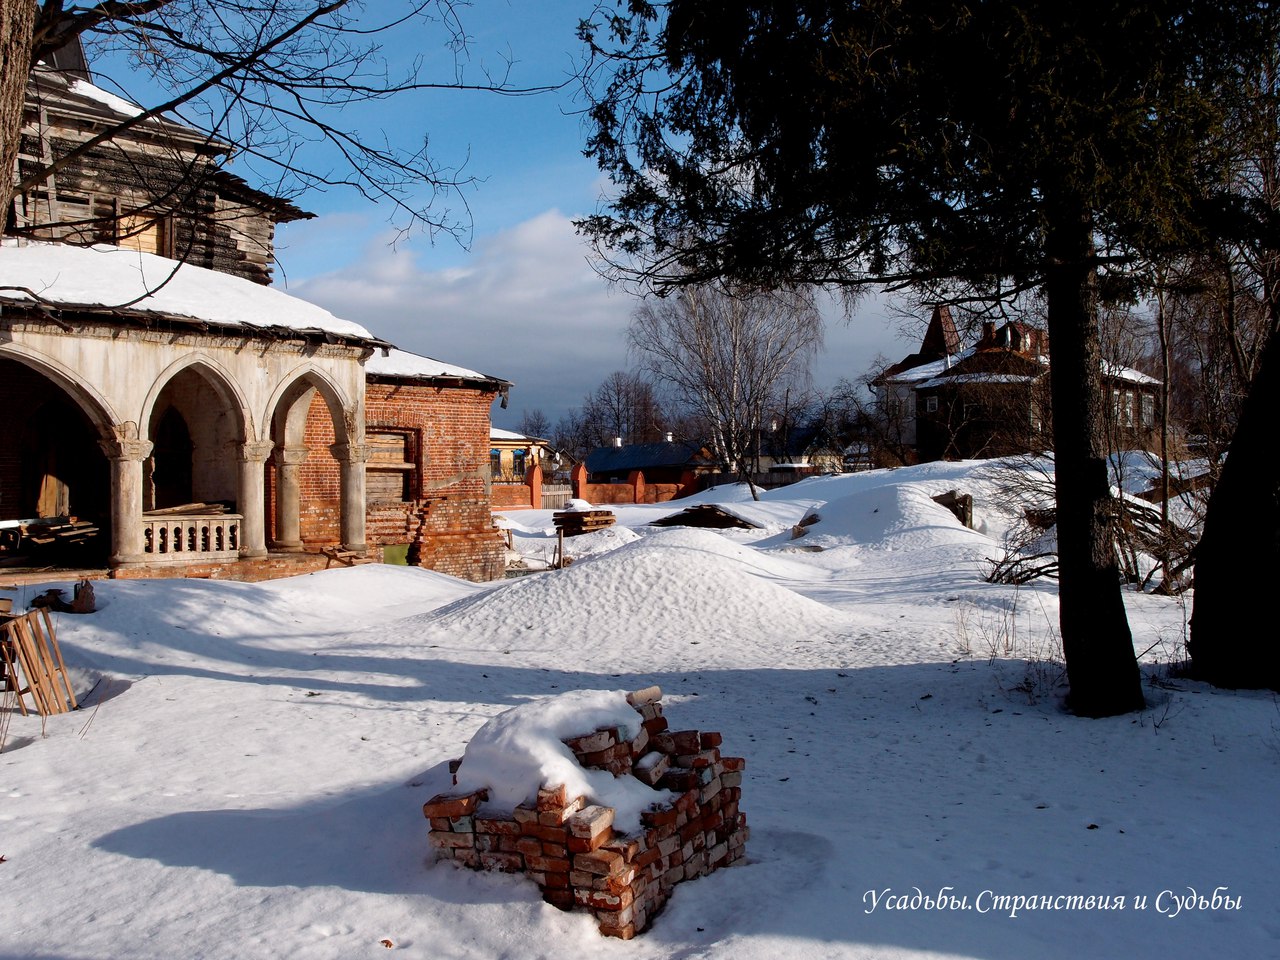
[21,518,99,547]
[552,510,616,537]
[143,501,230,516]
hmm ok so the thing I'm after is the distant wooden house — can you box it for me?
[872,312,1160,463]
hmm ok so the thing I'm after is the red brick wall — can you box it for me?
[360,381,506,581]
[297,393,343,544]
[491,483,534,509]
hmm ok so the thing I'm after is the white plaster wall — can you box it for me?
[0,321,367,447]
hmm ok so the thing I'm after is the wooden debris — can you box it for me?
[143,502,230,516]
[1,609,78,718]
[320,546,376,567]
[552,510,616,537]
[650,504,760,530]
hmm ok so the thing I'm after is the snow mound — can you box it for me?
[796,482,990,552]
[422,528,846,665]
[451,689,668,832]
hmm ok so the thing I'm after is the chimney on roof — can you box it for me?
[614,437,623,447]
[664,432,673,443]
[980,321,996,348]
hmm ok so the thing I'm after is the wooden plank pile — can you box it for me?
[423,686,748,940]
[320,545,376,567]
[12,517,99,549]
[552,510,616,537]
[1,608,78,718]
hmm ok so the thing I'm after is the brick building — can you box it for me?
[1,58,510,582]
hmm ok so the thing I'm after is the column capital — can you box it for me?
[98,438,154,461]
[272,445,310,467]
[240,440,275,464]
[329,442,369,464]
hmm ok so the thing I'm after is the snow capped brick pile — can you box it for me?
[422,686,748,939]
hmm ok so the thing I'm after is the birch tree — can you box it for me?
[628,284,822,498]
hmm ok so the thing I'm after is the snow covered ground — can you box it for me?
[2,461,1276,960]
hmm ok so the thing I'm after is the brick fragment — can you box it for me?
[512,804,539,824]
[670,730,702,753]
[574,848,626,877]
[643,715,669,735]
[640,803,678,828]
[422,789,488,819]
[699,731,723,749]
[602,836,641,860]
[526,854,572,873]
[563,728,616,754]
[632,751,671,786]
[629,725,650,756]
[536,784,567,811]
[427,832,475,850]
[515,837,544,856]
[626,685,662,707]
[475,817,522,835]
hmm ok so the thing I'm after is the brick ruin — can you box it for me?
[422,686,748,939]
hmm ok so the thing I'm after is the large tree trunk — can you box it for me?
[1188,325,1280,689]
[1044,205,1146,717]
[0,0,37,217]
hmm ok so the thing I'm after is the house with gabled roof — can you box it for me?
[871,310,1159,463]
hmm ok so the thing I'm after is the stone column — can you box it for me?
[237,440,275,559]
[99,437,153,567]
[330,441,368,553]
[271,445,309,552]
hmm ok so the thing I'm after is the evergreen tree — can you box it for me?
[579,0,1263,715]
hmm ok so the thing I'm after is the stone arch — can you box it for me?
[141,357,250,511]
[141,354,254,444]
[0,343,121,437]
[265,364,356,449]
[266,366,365,552]
[0,347,119,562]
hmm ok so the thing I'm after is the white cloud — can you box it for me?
[292,210,636,421]
[289,209,913,427]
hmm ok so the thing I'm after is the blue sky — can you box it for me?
[93,1,916,430]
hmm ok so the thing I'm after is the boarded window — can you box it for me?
[490,448,502,479]
[367,430,415,502]
[117,214,171,256]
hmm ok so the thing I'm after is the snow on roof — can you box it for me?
[1105,361,1160,385]
[365,347,502,384]
[0,240,374,340]
[67,77,144,119]
[879,348,974,384]
[491,427,548,443]
[916,371,1043,389]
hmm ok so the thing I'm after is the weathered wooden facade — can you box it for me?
[873,314,1159,464]
[11,60,309,285]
